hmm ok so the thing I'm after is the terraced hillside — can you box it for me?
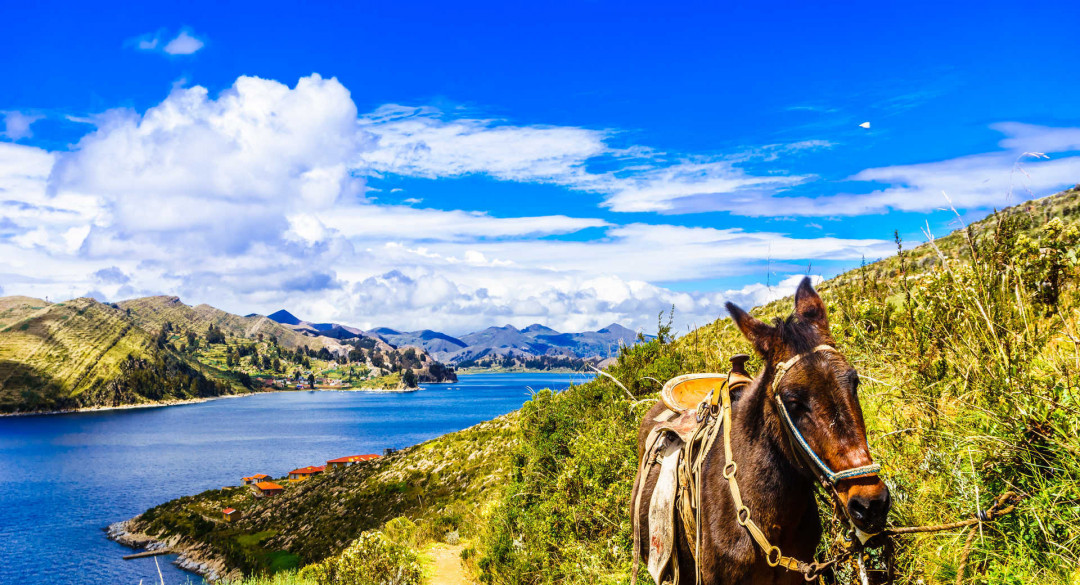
[0,296,240,413]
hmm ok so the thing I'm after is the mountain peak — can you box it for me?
[522,323,558,335]
[267,309,301,326]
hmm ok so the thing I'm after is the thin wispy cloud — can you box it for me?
[129,29,206,56]
[357,106,829,214]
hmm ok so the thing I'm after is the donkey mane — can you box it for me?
[771,314,827,355]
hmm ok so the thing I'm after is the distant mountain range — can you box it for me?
[265,311,646,366]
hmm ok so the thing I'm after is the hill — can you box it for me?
[113,414,517,580]
[118,186,1080,584]
[0,296,457,414]
[119,296,455,386]
[0,296,243,413]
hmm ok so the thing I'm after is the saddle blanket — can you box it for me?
[647,438,683,583]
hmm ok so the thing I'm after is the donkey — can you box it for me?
[634,277,890,584]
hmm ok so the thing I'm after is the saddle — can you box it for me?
[633,355,753,585]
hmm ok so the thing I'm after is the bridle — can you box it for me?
[771,344,881,486]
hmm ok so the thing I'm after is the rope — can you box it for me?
[879,491,1022,585]
[955,525,979,585]
[884,491,1021,535]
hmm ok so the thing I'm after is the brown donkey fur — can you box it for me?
[633,278,890,584]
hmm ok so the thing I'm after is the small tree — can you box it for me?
[308,373,316,388]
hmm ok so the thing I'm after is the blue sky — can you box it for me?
[2,1,1079,333]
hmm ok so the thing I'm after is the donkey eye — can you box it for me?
[781,392,810,414]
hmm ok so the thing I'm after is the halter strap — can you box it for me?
[771,345,881,485]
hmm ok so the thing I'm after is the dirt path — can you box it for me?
[427,544,475,585]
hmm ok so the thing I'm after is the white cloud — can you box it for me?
[597,160,811,213]
[2,111,45,140]
[358,105,609,185]
[356,105,825,214]
[131,29,205,56]
[14,72,1056,334]
[163,31,205,55]
[713,123,1080,217]
[50,74,364,246]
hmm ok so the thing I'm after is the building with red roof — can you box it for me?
[254,481,284,497]
[222,508,240,522]
[326,454,381,470]
[242,473,270,485]
[287,465,325,480]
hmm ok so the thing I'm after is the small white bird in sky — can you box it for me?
[859,121,871,129]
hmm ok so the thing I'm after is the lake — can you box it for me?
[0,372,592,585]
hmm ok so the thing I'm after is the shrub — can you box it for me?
[300,531,422,585]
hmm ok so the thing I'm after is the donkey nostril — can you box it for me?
[848,497,869,521]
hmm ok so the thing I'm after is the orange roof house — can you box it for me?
[288,465,325,480]
[222,508,240,522]
[242,473,270,485]
[254,481,284,497]
[326,454,381,470]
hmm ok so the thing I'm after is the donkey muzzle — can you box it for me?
[846,483,891,534]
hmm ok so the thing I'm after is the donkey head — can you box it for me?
[725,277,890,534]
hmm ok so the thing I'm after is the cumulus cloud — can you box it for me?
[51,74,364,251]
[2,111,45,140]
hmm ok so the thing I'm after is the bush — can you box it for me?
[300,531,422,585]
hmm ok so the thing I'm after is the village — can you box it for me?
[219,452,387,523]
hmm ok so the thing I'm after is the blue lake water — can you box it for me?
[0,372,592,585]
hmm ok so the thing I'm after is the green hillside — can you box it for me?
[121,186,1080,584]
[0,294,456,414]
[0,296,242,413]
[122,414,517,578]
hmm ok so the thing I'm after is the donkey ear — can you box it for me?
[726,302,776,356]
[794,277,829,332]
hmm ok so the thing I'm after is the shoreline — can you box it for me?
[0,392,257,418]
[107,520,236,582]
[0,384,430,418]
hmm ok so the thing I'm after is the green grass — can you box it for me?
[475,188,1080,585]
[221,570,315,585]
